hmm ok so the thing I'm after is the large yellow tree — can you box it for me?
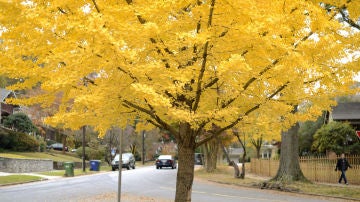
[1,0,359,201]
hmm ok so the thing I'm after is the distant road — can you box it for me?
[0,166,339,202]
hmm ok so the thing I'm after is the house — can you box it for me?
[327,102,360,130]
[260,141,280,159]
[0,88,21,124]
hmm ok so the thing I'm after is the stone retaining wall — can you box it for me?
[0,157,53,173]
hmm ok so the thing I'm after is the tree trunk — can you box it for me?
[240,151,246,179]
[175,123,196,202]
[221,145,231,165]
[203,138,219,172]
[230,160,240,178]
[255,147,261,159]
[250,136,263,159]
[272,122,307,182]
[62,134,67,154]
[233,130,246,179]
[175,142,195,202]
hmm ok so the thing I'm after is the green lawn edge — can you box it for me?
[0,175,44,185]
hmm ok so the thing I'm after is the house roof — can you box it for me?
[0,88,14,102]
[331,102,360,120]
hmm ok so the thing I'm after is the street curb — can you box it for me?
[206,179,360,202]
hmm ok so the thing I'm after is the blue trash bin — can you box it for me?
[90,160,101,171]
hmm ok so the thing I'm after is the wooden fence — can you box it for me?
[250,155,360,185]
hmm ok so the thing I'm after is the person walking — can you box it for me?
[335,153,352,185]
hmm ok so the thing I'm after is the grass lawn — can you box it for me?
[0,175,43,185]
[0,151,82,162]
[195,165,360,200]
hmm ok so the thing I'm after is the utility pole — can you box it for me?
[0,101,2,125]
[82,125,86,172]
[118,128,123,202]
[142,130,145,165]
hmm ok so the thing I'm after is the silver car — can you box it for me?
[111,153,136,170]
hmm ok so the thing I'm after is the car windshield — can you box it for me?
[114,153,131,161]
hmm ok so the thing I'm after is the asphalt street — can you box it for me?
[0,166,350,202]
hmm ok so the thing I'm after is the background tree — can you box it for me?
[0,75,7,88]
[102,128,120,164]
[1,1,360,201]
[298,114,325,156]
[312,121,358,154]
[250,135,264,159]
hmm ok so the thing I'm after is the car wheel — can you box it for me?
[160,166,162,169]
[126,165,130,170]
[112,167,116,171]
[156,166,159,169]
[132,164,135,169]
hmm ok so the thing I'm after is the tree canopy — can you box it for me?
[1,1,359,201]
[1,0,359,137]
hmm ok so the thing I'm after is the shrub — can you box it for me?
[0,128,39,151]
[3,113,38,134]
[75,146,105,160]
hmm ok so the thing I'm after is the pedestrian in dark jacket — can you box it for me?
[335,153,352,185]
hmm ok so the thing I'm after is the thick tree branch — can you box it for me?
[117,67,138,82]
[192,41,209,112]
[203,77,219,90]
[339,9,360,30]
[196,81,290,147]
[122,100,178,139]
[91,0,101,13]
[192,0,216,112]
[146,119,162,128]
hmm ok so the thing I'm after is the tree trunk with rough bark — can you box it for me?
[174,123,196,202]
[240,151,246,179]
[273,122,306,181]
[203,138,219,172]
[263,122,308,188]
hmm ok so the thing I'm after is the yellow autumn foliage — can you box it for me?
[0,0,359,140]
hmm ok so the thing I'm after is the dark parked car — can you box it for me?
[156,155,177,169]
[111,153,136,170]
[195,153,204,165]
[47,143,68,151]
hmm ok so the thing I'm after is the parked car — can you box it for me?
[194,153,204,165]
[156,155,177,169]
[111,153,136,171]
[47,143,68,151]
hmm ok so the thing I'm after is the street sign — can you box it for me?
[356,131,360,140]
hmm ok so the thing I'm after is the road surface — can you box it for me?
[0,166,346,202]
